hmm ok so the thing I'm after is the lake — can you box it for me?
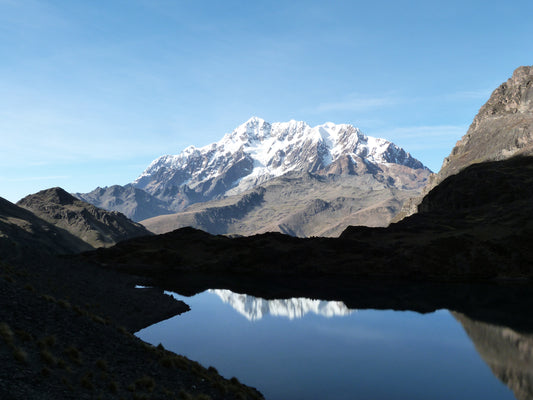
[136,288,521,400]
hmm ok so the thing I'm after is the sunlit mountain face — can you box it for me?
[208,289,354,320]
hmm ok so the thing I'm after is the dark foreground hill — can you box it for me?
[82,155,533,282]
[0,255,263,400]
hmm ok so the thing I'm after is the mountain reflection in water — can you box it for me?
[208,289,353,320]
[136,288,533,400]
[454,313,533,400]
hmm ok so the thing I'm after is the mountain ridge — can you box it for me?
[17,187,151,249]
[77,118,430,235]
[133,117,428,204]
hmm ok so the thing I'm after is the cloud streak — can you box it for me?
[0,175,70,182]
[379,125,467,140]
[315,95,399,113]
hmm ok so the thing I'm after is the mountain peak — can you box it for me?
[19,187,77,206]
[133,118,428,206]
[440,64,533,180]
[243,116,266,126]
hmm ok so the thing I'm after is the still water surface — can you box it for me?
[136,289,516,400]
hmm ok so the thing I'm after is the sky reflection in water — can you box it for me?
[136,290,516,400]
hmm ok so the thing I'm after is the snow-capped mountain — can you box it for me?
[133,117,427,204]
[209,289,353,321]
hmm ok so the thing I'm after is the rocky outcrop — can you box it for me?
[395,65,533,220]
[17,187,151,249]
[75,184,173,222]
[0,196,93,258]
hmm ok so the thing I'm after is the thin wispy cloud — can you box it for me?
[315,95,399,113]
[380,125,467,140]
[445,89,493,101]
[0,175,70,182]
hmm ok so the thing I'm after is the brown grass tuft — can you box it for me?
[0,322,14,344]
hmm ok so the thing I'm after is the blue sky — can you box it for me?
[1,0,532,202]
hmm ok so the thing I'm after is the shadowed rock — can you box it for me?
[0,196,93,258]
[17,187,151,249]
[395,65,533,221]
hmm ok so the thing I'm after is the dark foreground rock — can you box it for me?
[1,190,264,399]
[0,256,264,400]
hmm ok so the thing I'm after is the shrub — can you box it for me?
[42,335,56,347]
[23,284,35,292]
[80,374,94,390]
[108,380,119,393]
[13,347,28,364]
[0,322,14,344]
[14,329,32,342]
[57,299,72,309]
[40,349,57,366]
[159,356,174,368]
[95,358,108,371]
[178,390,193,400]
[64,346,82,365]
[135,375,155,392]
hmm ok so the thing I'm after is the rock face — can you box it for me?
[395,65,533,220]
[76,184,173,222]
[142,168,428,237]
[78,118,430,233]
[17,187,151,249]
[0,196,92,258]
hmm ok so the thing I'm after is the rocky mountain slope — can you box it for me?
[0,196,93,258]
[142,168,428,237]
[77,118,430,236]
[76,184,172,222]
[17,187,151,249]
[396,65,533,220]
